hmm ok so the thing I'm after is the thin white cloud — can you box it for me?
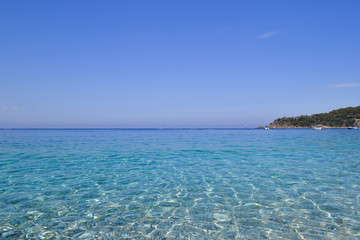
[327,83,360,88]
[2,106,19,111]
[257,31,277,39]
[1,106,24,113]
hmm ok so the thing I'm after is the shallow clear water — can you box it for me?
[0,129,359,239]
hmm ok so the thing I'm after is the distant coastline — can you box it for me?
[268,106,360,129]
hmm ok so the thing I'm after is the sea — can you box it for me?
[0,129,359,239]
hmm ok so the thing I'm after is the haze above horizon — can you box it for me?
[1,1,359,128]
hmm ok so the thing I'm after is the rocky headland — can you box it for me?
[268,106,360,129]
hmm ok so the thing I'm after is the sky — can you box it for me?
[1,0,360,128]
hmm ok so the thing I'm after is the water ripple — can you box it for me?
[0,129,359,239]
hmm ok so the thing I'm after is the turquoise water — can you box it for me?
[0,129,359,239]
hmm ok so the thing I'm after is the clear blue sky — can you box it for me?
[1,1,359,128]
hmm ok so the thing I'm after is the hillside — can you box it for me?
[268,106,360,128]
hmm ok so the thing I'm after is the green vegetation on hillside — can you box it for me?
[270,106,360,128]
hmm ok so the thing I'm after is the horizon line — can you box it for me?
[0,127,261,130]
